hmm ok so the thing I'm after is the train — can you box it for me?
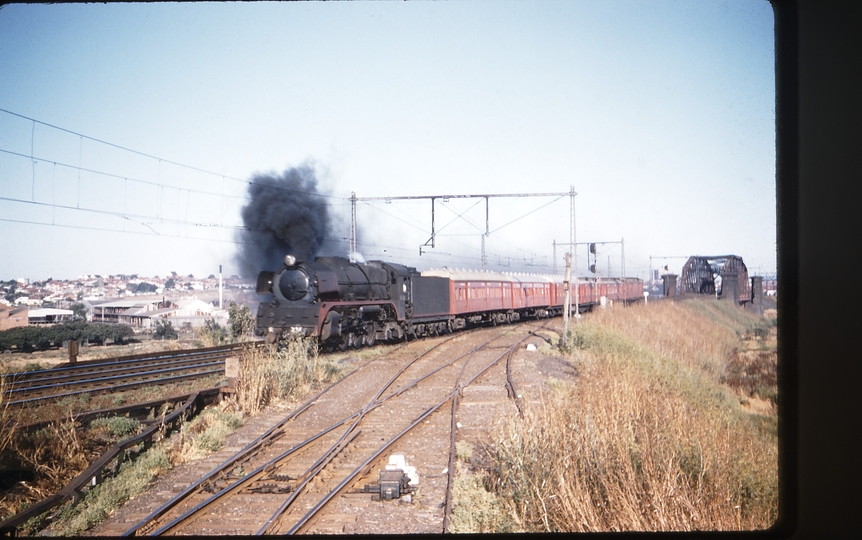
[254,254,644,349]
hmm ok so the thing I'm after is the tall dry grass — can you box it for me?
[486,299,778,532]
[234,338,346,415]
[0,375,14,457]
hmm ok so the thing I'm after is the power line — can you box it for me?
[487,195,564,235]
[0,195,246,232]
[0,217,254,246]
[0,148,251,203]
[0,108,347,202]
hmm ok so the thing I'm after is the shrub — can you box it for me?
[153,317,178,340]
[196,319,228,347]
[0,322,134,352]
[228,302,254,341]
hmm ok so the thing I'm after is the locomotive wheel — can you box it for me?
[352,333,362,349]
[338,334,350,352]
[364,332,376,347]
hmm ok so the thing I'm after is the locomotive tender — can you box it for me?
[255,254,643,349]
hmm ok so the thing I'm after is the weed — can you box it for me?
[89,416,141,438]
[450,469,516,533]
[21,362,46,372]
[456,441,473,463]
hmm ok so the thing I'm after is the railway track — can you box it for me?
[120,323,542,536]
[1,343,256,407]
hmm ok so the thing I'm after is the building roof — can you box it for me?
[28,308,74,317]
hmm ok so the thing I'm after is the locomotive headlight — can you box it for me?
[284,254,297,267]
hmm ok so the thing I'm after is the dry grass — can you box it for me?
[0,376,14,456]
[483,299,778,532]
[232,338,346,415]
[0,411,96,523]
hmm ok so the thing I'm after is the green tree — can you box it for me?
[3,281,17,303]
[164,278,176,289]
[197,319,228,347]
[153,317,178,340]
[228,302,254,341]
[135,282,158,294]
[70,302,88,320]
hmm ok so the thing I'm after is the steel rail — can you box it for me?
[143,418,353,536]
[7,367,224,407]
[441,341,476,534]
[6,360,224,397]
[15,389,222,433]
[1,343,253,382]
[5,355,231,390]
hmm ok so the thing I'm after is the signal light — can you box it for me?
[590,264,597,273]
[590,243,597,254]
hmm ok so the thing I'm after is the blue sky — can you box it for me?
[0,1,775,282]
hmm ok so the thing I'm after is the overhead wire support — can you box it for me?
[349,189,575,262]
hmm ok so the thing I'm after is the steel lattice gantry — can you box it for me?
[679,255,750,304]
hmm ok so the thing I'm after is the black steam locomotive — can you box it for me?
[255,253,644,350]
[255,254,423,349]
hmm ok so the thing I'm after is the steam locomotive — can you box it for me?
[255,254,644,349]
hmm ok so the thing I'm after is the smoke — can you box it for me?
[235,166,336,278]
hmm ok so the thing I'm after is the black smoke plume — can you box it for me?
[235,166,335,278]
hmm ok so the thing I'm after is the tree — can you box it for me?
[228,302,254,341]
[135,282,158,294]
[197,319,228,347]
[153,317,178,340]
[70,302,88,320]
[3,281,17,303]
[164,278,176,289]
